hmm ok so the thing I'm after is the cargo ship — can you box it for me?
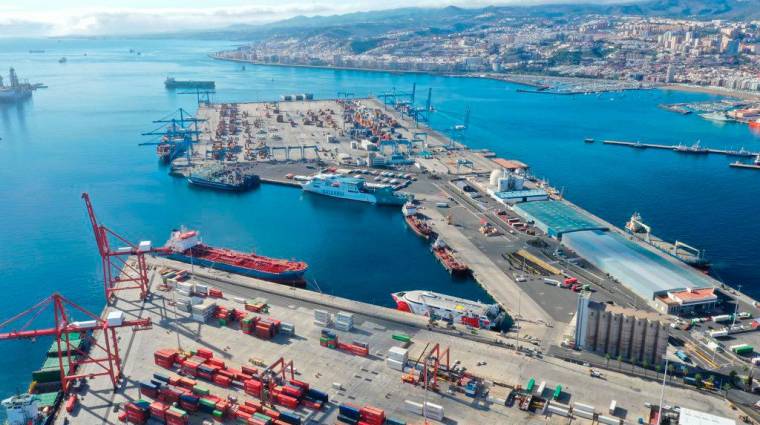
[187,164,260,192]
[431,237,469,275]
[162,229,308,285]
[402,202,433,239]
[164,77,215,89]
[1,331,89,424]
[391,290,511,331]
[730,154,760,170]
[0,68,33,103]
[625,212,709,269]
[302,173,407,205]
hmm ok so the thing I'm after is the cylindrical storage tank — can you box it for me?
[512,175,525,190]
[497,178,510,192]
[489,169,502,187]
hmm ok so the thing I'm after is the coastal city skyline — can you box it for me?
[1,1,760,424]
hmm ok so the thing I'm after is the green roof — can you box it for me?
[514,201,607,237]
[34,391,61,407]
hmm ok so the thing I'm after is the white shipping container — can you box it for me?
[547,405,570,417]
[177,281,194,292]
[609,400,617,415]
[422,408,444,421]
[598,415,622,425]
[233,297,246,304]
[194,284,208,295]
[386,358,405,371]
[190,297,204,305]
[388,347,409,362]
[536,380,546,396]
[106,311,125,326]
[423,402,443,414]
[573,402,595,413]
[404,400,423,415]
[71,320,98,330]
[574,409,594,420]
[176,288,191,297]
[191,314,208,323]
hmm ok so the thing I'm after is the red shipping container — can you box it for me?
[288,379,309,391]
[242,365,259,376]
[262,406,280,420]
[281,385,302,398]
[244,400,262,412]
[247,418,267,425]
[216,400,230,414]
[196,347,213,359]
[276,394,298,410]
[301,399,322,410]
[118,411,128,422]
[149,401,168,420]
[207,358,226,368]
[178,377,197,388]
[238,404,257,415]
[65,395,77,413]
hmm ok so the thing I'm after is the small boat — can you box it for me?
[584,138,595,144]
[58,57,67,63]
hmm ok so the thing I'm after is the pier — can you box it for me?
[602,139,759,157]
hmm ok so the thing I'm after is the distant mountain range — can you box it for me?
[194,0,760,41]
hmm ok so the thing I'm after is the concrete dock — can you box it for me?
[56,260,741,425]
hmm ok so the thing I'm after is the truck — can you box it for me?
[709,329,729,338]
[731,344,754,356]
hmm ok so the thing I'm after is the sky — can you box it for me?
[0,0,632,37]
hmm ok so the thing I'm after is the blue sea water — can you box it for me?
[0,37,759,406]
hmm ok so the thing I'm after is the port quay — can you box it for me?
[6,93,760,425]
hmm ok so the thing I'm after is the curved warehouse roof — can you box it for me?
[562,230,716,301]
[513,200,608,237]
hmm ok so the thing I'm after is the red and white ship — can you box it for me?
[391,290,508,330]
[431,237,469,275]
[401,202,433,239]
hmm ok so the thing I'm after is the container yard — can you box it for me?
[36,258,739,425]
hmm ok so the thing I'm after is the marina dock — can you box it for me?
[602,139,759,157]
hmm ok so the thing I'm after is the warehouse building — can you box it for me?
[512,200,608,239]
[575,295,670,365]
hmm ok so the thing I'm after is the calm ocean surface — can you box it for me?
[0,37,758,404]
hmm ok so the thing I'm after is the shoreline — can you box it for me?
[211,54,758,99]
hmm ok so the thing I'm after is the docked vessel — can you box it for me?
[302,173,407,205]
[750,119,760,129]
[673,141,708,154]
[431,237,469,275]
[0,68,33,103]
[162,229,308,285]
[625,212,709,269]
[730,154,760,170]
[188,164,260,192]
[391,290,511,331]
[402,202,433,239]
[164,77,215,89]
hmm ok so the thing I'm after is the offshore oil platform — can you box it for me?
[0,68,34,103]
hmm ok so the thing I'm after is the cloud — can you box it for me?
[0,0,635,37]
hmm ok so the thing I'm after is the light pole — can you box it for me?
[656,358,669,425]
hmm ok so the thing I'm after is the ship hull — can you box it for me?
[391,291,499,329]
[432,248,469,276]
[165,81,215,89]
[188,176,260,192]
[166,253,306,285]
[404,215,432,239]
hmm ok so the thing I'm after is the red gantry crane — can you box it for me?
[0,293,151,393]
[82,192,157,302]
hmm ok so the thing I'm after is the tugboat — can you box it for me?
[431,237,469,276]
[161,228,308,285]
[402,202,433,239]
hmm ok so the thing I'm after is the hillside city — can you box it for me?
[216,16,760,93]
